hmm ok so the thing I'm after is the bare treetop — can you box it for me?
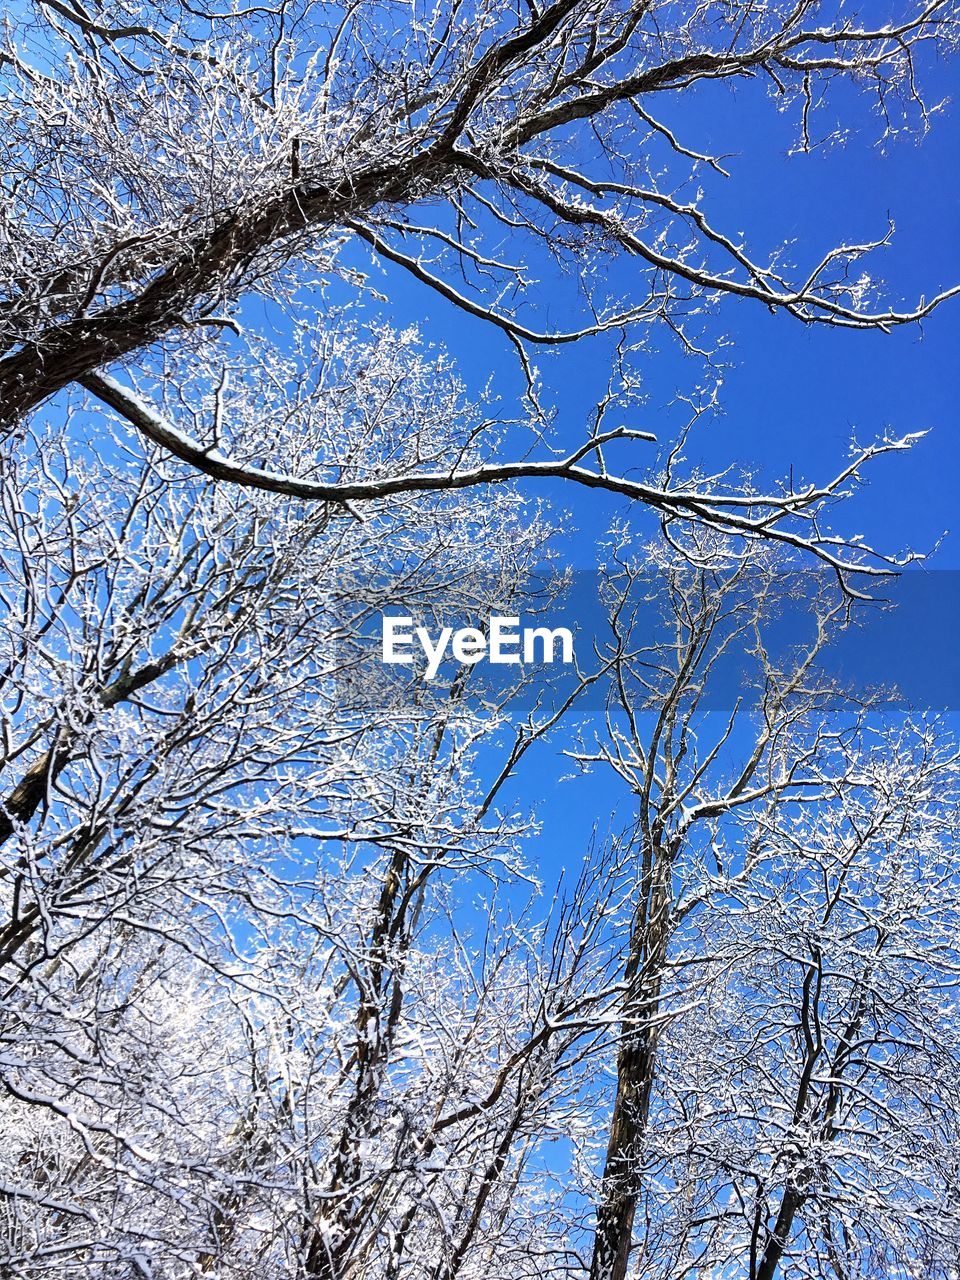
[1,2,957,583]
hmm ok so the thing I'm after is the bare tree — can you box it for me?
[2,6,960,1280]
[3,408,959,1280]
[561,537,960,1280]
[2,1,957,579]
[0,342,592,1277]
[630,720,960,1280]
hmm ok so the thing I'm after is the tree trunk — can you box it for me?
[589,840,672,1280]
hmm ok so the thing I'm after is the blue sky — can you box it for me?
[352,59,960,573]
[340,54,960,884]
[31,23,958,887]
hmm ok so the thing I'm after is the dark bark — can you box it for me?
[0,733,75,848]
[0,162,434,435]
[588,1024,659,1280]
[302,846,411,1280]
[754,1187,805,1280]
[0,655,179,849]
[589,843,673,1280]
